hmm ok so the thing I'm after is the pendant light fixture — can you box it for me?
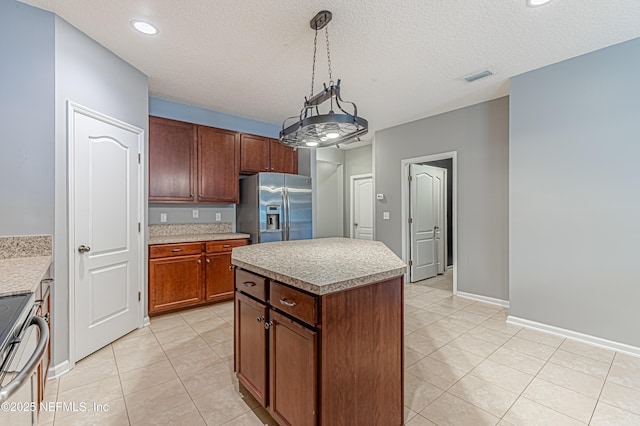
[279,10,368,149]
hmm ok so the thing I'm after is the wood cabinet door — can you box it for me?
[269,310,317,426]
[269,139,298,175]
[198,126,240,203]
[240,134,271,173]
[149,116,196,202]
[235,292,268,407]
[205,253,234,302]
[149,254,203,314]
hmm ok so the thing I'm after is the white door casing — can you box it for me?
[351,174,373,240]
[69,102,143,362]
[409,164,445,282]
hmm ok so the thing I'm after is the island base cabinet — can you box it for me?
[269,310,317,426]
[235,292,268,408]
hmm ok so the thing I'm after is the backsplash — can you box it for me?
[148,223,232,236]
[0,235,52,259]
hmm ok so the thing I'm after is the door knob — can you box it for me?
[354,223,358,227]
[78,245,91,254]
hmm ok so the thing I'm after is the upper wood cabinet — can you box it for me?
[149,116,197,202]
[198,126,240,203]
[240,135,298,175]
[269,139,298,175]
[149,116,240,203]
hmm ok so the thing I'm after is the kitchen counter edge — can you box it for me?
[0,255,52,297]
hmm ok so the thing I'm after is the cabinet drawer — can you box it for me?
[150,242,203,259]
[206,239,248,253]
[236,269,267,302]
[270,282,317,326]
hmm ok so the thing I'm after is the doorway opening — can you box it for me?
[401,152,457,294]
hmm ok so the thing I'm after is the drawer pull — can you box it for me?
[223,244,231,248]
[280,298,297,307]
[242,281,257,287]
[171,249,182,253]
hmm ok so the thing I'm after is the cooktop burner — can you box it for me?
[0,293,32,355]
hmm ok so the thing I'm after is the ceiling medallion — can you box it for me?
[279,10,368,149]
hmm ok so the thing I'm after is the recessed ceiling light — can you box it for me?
[526,0,552,7]
[131,20,158,35]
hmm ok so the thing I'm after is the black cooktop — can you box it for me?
[0,293,32,356]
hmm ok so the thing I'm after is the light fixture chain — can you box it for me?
[325,27,333,86]
[310,28,318,98]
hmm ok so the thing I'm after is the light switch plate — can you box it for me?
[215,213,221,221]
[160,213,167,223]
[192,209,199,219]
[383,212,390,220]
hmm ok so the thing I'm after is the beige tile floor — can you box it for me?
[38,278,640,426]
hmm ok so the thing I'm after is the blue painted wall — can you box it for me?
[0,0,55,236]
[149,97,280,138]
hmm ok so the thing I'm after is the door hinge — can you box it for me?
[408,175,412,182]
[138,153,141,164]
[408,217,413,224]
[138,291,141,302]
[409,260,413,266]
[138,222,141,233]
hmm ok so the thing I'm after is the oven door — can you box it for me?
[0,316,49,426]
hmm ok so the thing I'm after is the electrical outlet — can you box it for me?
[215,213,221,221]
[383,212,390,220]
[192,209,199,219]
[160,213,167,223]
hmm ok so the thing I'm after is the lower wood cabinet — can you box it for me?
[149,239,248,315]
[234,269,403,426]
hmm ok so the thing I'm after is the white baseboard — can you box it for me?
[507,316,640,358]
[456,291,510,308]
[143,316,151,327]
[48,360,70,379]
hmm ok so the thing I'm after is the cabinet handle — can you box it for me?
[264,321,273,330]
[171,249,182,253]
[242,281,256,287]
[197,259,202,264]
[280,298,297,307]
[190,193,194,197]
[256,316,264,323]
[206,259,210,263]
[228,265,235,270]
[42,313,50,324]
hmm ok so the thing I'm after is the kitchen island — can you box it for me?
[232,238,406,426]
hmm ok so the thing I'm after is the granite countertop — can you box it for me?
[231,238,406,295]
[0,256,52,297]
[148,232,251,245]
[0,235,53,297]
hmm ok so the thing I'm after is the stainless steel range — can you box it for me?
[0,292,48,425]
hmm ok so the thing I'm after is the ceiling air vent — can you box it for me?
[463,70,493,83]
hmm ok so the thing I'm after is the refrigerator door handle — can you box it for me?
[285,188,291,240]
[282,188,288,241]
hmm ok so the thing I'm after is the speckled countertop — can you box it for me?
[0,235,53,296]
[147,223,250,245]
[149,232,251,245]
[231,238,406,295]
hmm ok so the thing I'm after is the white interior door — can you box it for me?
[70,103,143,361]
[409,164,445,282]
[352,175,373,240]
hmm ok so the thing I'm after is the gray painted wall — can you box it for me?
[0,0,55,236]
[315,148,344,238]
[510,38,640,347]
[54,17,149,367]
[343,145,373,237]
[149,204,235,227]
[375,97,509,301]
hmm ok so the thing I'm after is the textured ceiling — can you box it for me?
[21,0,640,142]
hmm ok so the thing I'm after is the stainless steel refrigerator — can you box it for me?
[237,173,312,244]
